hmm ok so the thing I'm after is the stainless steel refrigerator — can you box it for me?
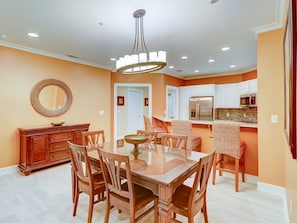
[189,96,214,120]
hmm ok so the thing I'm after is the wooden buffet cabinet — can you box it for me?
[18,123,90,175]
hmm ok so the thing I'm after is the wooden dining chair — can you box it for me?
[212,122,246,192]
[171,151,216,223]
[160,133,188,150]
[136,129,157,143]
[70,130,105,203]
[82,130,105,147]
[98,149,158,223]
[68,141,105,223]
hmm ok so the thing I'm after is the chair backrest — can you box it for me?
[143,115,152,131]
[172,120,193,150]
[68,141,94,190]
[212,122,242,159]
[189,151,215,212]
[137,129,157,143]
[98,150,135,204]
[82,130,105,147]
[161,133,188,149]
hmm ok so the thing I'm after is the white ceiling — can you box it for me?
[0,0,285,79]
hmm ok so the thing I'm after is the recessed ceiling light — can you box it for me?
[221,47,230,51]
[230,65,236,68]
[208,59,215,63]
[194,70,200,73]
[181,56,188,59]
[209,0,219,3]
[27,32,39,38]
[168,66,174,69]
[110,58,116,61]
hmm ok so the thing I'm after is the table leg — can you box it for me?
[158,185,173,223]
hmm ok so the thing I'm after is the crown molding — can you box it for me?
[0,40,109,70]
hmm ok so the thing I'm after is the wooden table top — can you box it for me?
[88,140,207,186]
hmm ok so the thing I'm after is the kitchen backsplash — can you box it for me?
[215,107,257,123]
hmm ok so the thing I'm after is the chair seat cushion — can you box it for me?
[119,182,155,211]
[151,126,168,133]
[172,184,191,211]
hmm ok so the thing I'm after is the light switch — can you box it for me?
[271,115,278,123]
[99,110,104,115]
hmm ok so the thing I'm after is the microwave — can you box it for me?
[240,93,257,107]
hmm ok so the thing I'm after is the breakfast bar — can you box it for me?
[152,116,258,176]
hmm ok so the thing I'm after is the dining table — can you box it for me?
[87,139,207,223]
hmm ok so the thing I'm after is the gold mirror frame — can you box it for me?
[30,79,72,117]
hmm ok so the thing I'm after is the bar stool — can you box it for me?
[172,120,202,151]
[212,122,246,192]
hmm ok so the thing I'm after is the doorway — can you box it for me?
[127,88,143,133]
[166,85,179,119]
[114,83,152,140]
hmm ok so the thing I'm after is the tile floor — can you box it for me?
[0,163,285,223]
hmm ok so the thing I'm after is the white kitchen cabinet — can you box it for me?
[179,86,191,120]
[190,84,215,96]
[238,79,257,95]
[215,83,239,108]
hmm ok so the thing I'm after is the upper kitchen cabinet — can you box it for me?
[190,84,215,96]
[215,83,239,108]
[179,86,191,120]
[238,79,257,95]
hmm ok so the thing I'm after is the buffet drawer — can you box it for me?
[49,141,69,152]
[49,132,73,143]
[50,149,70,161]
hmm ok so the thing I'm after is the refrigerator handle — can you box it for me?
[196,102,199,118]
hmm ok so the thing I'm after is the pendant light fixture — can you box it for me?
[116,9,167,74]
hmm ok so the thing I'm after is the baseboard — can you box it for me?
[0,165,18,176]
[257,181,289,223]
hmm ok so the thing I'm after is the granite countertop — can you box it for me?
[152,115,258,128]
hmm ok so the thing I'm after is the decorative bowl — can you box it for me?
[124,134,148,154]
[50,121,65,126]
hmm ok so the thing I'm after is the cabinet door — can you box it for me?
[215,85,225,108]
[31,135,49,165]
[224,83,239,107]
[200,84,215,96]
[215,83,238,108]
[179,87,191,119]
[238,79,257,95]
[190,84,215,97]
[73,130,84,144]
[248,79,257,93]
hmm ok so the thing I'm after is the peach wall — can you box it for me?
[257,29,286,186]
[258,26,297,221]
[0,46,111,168]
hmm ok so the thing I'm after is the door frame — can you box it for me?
[114,83,152,140]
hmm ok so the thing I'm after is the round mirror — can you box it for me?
[30,79,73,117]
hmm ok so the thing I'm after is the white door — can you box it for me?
[127,88,143,134]
[166,85,179,119]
